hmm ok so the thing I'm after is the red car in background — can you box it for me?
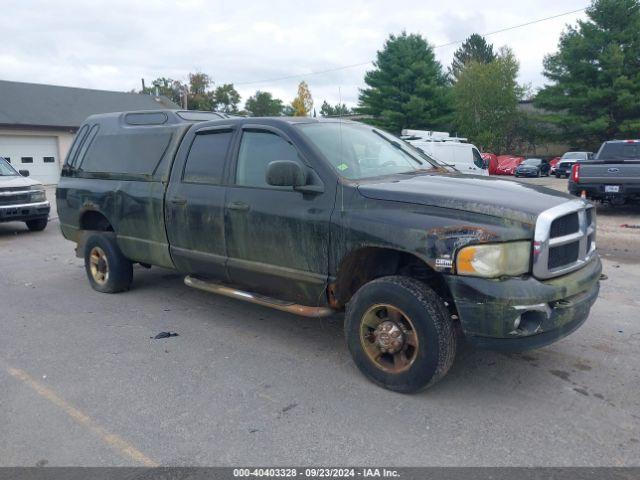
[495,155,525,175]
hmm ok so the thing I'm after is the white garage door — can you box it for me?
[0,135,60,184]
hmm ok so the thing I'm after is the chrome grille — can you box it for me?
[0,189,31,206]
[533,200,596,279]
[550,212,579,238]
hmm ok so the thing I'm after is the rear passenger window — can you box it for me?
[75,125,100,168]
[183,131,233,184]
[235,131,299,188]
[67,124,89,167]
[81,131,171,175]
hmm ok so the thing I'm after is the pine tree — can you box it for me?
[449,34,496,81]
[535,0,640,148]
[358,32,452,132]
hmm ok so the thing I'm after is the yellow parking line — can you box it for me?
[7,366,158,467]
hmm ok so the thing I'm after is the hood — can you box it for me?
[0,175,42,189]
[517,164,538,170]
[357,173,575,225]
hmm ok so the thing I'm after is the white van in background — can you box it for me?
[401,129,488,176]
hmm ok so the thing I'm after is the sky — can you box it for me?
[0,0,589,109]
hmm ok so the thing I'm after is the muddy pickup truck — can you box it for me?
[57,110,601,392]
[569,139,640,205]
[0,157,50,231]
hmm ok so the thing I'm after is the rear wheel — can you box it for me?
[345,276,456,393]
[25,218,48,231]
[84,233,133,293]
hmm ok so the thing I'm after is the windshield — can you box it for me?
[297,122,445,180]
[561,152,585,160]
[0,157,18,176]
[523,158,542,165]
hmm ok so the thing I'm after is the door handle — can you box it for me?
[227,201,250,212]
[171,197,187,206]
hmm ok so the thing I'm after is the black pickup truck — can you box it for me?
[569,140,640,205]
[56,110,601,392]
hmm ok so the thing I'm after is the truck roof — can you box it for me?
[83,110,356,127]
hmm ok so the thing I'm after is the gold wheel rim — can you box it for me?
[360,304,419,374]
[89,246,109,286]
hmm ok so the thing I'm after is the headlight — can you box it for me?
[29,186,46,202]
[456,241,531,278]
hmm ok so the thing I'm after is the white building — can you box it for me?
[0,80,178,184]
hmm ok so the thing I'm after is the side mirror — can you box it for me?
[266,160,306,187]
[19,169,30,177]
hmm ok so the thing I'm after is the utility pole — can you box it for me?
[182,86,188,109]
[141,78,146,91]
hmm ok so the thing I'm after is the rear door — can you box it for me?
[165,125,235,280]
[223,125,333,305]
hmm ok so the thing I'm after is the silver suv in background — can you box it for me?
[554,151,594,178]
[0,157,50,231]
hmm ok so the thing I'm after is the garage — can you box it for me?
[0,79,181,185]
[0,135,60,184]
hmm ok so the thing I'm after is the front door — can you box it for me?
[224,127,333,305]
[165,126,235,280]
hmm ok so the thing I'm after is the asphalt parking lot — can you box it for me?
[1,178,639,467]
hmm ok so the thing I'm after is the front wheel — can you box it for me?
[26,218,48,231]
[345,276,456,393]
[84,233,133,293]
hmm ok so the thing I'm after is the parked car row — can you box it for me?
[481,151,596,178]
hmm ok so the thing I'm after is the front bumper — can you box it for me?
[0,201,50,223]
[445,256,602,351]
[569,181,640,201]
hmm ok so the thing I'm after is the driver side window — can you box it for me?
[472,148,485,169]
[235,131,300,188]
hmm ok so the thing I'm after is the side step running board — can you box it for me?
[184,275,334,318]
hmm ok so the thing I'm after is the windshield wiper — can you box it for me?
[372,130,423,165]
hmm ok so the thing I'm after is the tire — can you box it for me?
[84,233,133,293]
[555,173,560,178]
[344,276,456,393]
[25,218,48,231]
[536,170,541,177]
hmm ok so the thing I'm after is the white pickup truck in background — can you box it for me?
[0,157,50,231]
[401,129,488,176]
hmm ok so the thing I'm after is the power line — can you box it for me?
[232,6,586,87]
